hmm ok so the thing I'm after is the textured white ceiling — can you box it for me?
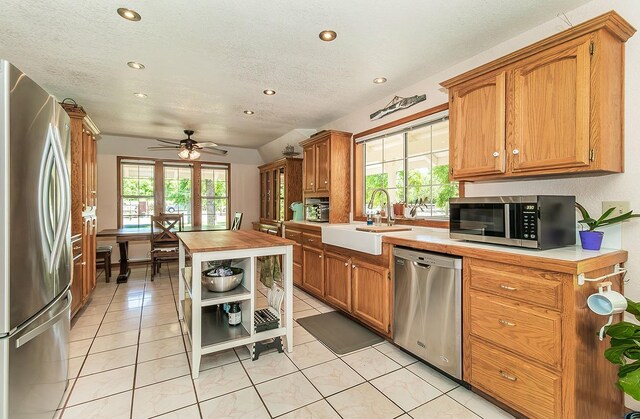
[0,0,590,147]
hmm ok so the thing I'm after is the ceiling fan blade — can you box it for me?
[148,146,181,150]
[155,139,181,146]
[198,148,228,156]
[196,142,218,147]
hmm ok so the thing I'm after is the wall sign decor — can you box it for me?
[370,94,426,120]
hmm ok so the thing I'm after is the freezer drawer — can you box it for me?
[2,289,71,419]
[393,247,462,379]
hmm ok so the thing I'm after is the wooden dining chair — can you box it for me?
[150,214,183,280]
[231,212,243,230]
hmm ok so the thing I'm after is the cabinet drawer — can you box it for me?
[468,259,562,310]
[285,229,302,244]
[72,238,83,259]
[470,338,561,419]
[302,232,322,250]
[469,291,561,368]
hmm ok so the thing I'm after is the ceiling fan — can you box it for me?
[147,129,228,160]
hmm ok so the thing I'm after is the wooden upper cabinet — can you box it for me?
[450,71,506,178]
[510,37,591,173]
[442,11,635,181]
[300,130,352,223]
[303,146,316,193]
[314,140,331,193]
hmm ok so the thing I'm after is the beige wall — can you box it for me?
[96,134,263,261]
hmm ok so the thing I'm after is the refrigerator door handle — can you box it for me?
[15,290,71,349]
[38,123,71,274]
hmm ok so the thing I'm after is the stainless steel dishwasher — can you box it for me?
[393,247,462,379]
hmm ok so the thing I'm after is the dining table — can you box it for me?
[97,225,217,283]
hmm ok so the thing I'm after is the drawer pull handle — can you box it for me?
[73,245,81,250]
[499,319,516,327]
[308,239,314,242]
[344,262,349,266]
[499,284,517,291]
[499,370,518,381]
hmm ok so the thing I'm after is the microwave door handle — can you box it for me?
[504,204,511,238]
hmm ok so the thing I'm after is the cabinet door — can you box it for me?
[82,218,91,301]
[302,247,324,297]
[450,72,506,179]
[352,259,390,334]
[324,252,351,312]
[260,171,267,219]
[303,146,316,193]
[510,38,591,173]
[71,254,84,316]
[293,262,303,287]
[315,140,330,193]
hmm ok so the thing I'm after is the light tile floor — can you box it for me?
[57,263,514,419]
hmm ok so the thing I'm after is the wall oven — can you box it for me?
[449,195,576,250]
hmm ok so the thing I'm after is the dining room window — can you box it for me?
[200,164,229,229]
[120,161,155,228]
[360,112,459,218]
[118,157,231,229]
[163,164,193,226]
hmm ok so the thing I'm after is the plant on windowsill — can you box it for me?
[604,299,640,414]
[575,203,640,251]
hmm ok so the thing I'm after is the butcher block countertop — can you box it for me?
[177,230,294,253]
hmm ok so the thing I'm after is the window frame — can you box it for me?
[119,160,156,228]
[353,103,465,228]
[199,163,231,229]
[117,156,231,229]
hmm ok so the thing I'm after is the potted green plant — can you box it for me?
[604,299,640,416]
[576,203,640,250]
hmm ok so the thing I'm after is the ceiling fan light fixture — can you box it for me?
[319,30,337,42]
[178,149,190,159]
[263,89,276,96]
[373,77,387,84]
[189,150,201,160]
[127,61,145,70]
[117,8,141,21]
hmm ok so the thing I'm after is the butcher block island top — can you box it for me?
[177,229,295,253]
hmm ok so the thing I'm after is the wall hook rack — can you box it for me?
[577,264,626,286]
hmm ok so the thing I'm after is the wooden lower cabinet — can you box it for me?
[351,258,391,334]
[82,215,97,302]
[324,252,351,312]
[71,236,84,316]
[463,257,626,419]
[302,247,324,297]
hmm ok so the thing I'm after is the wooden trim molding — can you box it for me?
[352,102,464,221]
[353,103,449,140]
[116,156,231,229]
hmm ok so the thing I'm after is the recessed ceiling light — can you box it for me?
[127,61,145,70]
[319,30,337,42]
[263,89,276,96]
[373,77,388,84]
[244,110,255,115]
[133,92,148,98]
[117,8,141,21]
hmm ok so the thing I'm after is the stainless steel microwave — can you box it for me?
[449,196,576,249]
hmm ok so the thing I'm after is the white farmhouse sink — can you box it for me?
[321,224,398,255]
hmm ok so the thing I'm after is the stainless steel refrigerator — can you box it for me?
[0,61,72,419]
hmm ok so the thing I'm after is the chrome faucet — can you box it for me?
[367,188,395,226]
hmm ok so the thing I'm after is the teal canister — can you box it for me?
[290,202,304,221]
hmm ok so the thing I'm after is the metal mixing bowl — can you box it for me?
[201,266,244,292]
